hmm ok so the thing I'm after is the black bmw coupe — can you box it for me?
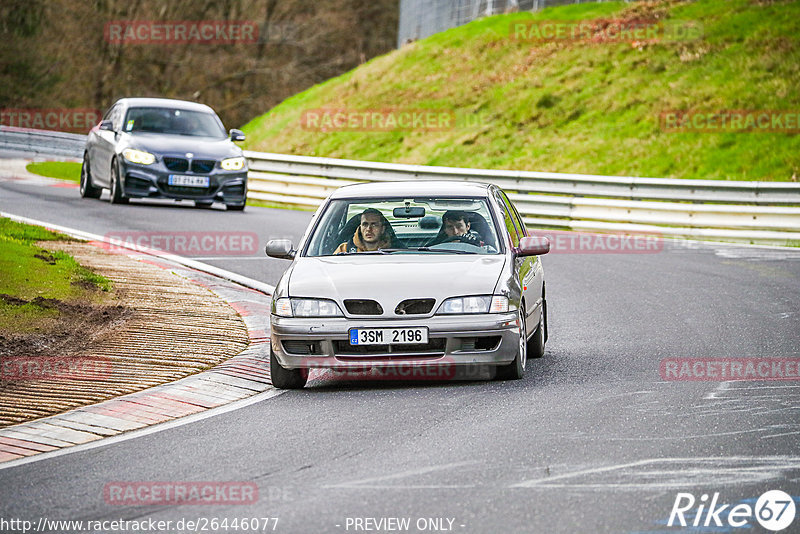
[80,97,248,210]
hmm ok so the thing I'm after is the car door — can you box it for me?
[495,190,539,338]
[91,104,122,187]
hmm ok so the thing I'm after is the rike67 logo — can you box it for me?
[668,490,796,531]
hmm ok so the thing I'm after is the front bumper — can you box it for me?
[270,312,521,372]
[119,159,247,205]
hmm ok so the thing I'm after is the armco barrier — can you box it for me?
[2,127,798,245]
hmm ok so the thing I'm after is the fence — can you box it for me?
[398,0,633,46]
[2,126,799,246]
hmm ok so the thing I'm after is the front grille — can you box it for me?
[282,340,322,355]
[191,159,216,173]
[343,299,383,315]
[333,338,445,356]
[164,157,188,172]
[395,298,435,315]
[163,185,214,197]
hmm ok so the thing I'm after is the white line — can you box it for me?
[0,211,275,294]
[0,388,286,471]
[324,461,476,488]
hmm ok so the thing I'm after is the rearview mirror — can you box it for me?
[516,236,550,257]
[99,120,114,131]
[230,129,246,142]
[393,206,425,218]
[265,239,295,260]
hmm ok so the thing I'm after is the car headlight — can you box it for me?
[122,148,155,165]
[435,295,512,315]
[221,156,246,171]
[273,297,343,318]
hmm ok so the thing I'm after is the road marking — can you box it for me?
[324,461,477,488]
[0,388,285,471]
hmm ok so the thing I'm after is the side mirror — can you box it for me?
[230,129,246,142]
[99,120,114,131]
[516,236,550,257]
[265,239,295,260]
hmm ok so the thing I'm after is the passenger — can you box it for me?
[429,210,483,246]
[335,208,393,253]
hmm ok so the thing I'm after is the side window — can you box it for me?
[494,192,521,247]
[102,104,122,131]
[500,190,528,239]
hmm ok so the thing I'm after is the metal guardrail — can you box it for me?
[2,127,798,245]
[244,151,800,246]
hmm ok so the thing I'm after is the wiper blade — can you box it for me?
[385,247,477,254]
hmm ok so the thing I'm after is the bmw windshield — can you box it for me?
[304,197,502,256]
[123,107,227,138]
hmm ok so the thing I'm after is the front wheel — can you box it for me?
[527,309,546,359]
[108,161,129,204]
[495,310,526,380]
[79,154,102,199]
[270,348,307,389]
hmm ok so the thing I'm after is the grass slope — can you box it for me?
[242,0,800,181]
[26,161,81,182]
[0,218,111,333]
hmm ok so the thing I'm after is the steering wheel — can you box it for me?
[442,234,478,245]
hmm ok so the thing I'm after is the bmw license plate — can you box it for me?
[349,327,428,345]
[168,175,209,187]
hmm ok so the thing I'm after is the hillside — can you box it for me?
[241,0,800,181]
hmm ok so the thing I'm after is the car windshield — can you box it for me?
[123,107,226,138]
[304,197,501,256]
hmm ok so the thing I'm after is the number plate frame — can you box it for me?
[168,174,210,187]
[349,327,429,346]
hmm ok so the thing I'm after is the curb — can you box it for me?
[0,220,276,466]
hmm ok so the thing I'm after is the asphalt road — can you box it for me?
[1,177,800,533]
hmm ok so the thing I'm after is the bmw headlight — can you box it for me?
[221,156,246,171]
[122,148,155,165]
[273,297,343,318]
[435,295,512,315]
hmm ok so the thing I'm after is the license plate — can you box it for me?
[349,327,428,345]
[168,175,209,187]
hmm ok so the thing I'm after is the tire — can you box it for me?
[270,348,307,389]
[226,203,245,211]
[109,160,129,204]
[527,308,546,359]
[79,154,102,199]
[495,309,526,380]
[195,201,214,209]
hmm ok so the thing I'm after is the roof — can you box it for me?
[113,98,216,114]
[329,180,493,199]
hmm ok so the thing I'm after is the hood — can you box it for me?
[287,255,506,317]
[125,132,242,159]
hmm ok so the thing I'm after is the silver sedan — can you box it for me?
[265,181,550,389]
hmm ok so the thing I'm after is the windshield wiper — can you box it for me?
[381,247,478,254]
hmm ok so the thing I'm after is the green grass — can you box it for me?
[241,0,800,181]
[26,161,81,182]
[0,218,112,333]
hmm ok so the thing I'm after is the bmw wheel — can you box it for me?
[109,160,129,205]
[79,154,102,199]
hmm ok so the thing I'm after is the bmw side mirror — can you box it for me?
[99,120,114,131]
[516,236,550,257]
[230,129,246,142]
[265,239,295,260]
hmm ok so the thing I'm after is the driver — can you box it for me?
[335,208,393,253]
[431,210,483,246]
